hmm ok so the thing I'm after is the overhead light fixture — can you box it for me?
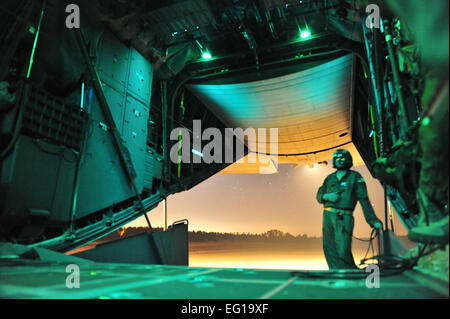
[202,52,212,60]
[298,17,311,40]
[300,30,311,39]
[196,40,213,61]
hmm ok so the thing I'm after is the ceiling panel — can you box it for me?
[187,54,364,170]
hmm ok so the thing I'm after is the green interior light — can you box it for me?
[202,52,212,60]
[300,30,311,39]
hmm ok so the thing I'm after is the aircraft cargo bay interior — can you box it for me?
[0,0,448,302]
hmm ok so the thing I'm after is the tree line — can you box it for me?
[187,229,321,242]
[99,226,323,243]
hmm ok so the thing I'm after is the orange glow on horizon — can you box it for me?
[189,246,371,271]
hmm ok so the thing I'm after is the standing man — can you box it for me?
[316,149,383,269]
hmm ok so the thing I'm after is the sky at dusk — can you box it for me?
[128,163,408,238]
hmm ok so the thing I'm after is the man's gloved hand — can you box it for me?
[322,192,340,203]
[373,222,383,230]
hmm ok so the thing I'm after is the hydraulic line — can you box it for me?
[177,90,185,179]
[26,0,47,79]
[362,22,383,156]
[68,116,88,235]
[369,103,379,158]
[291,243,435,280]
[250,141,352,157]
[384,21,409,136]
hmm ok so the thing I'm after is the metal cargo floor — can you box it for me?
[0,260,447,299]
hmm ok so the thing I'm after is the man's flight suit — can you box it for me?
[317,170,381,269]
